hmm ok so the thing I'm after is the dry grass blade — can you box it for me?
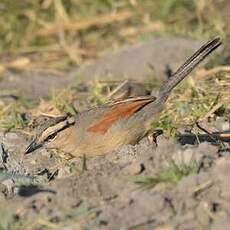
[107,80,129,99]
[119,21,165,37]
[193,180,213,195]
[36,10,134,36]
[54,0,70,23]
[0,57,31,74]
[199,102,224,121]
[194,66,230,79]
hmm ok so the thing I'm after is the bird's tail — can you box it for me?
[157,37,222,103]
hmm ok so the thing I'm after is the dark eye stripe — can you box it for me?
[38,117,75,143]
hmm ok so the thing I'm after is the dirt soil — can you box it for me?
[0,37,229,230]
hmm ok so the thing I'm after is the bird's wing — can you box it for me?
[87,96,155,134]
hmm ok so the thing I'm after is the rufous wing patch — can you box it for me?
[87,99,153,134]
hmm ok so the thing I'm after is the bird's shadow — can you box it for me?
[17,185,56,197]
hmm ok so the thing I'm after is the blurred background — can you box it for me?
[0,0,229,72]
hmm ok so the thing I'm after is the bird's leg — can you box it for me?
[147,129,163,146]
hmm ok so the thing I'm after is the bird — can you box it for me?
[25,37,221,157]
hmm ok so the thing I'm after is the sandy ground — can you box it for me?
[0,132,230,229]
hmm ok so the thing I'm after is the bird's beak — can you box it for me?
[25,139,42,154]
